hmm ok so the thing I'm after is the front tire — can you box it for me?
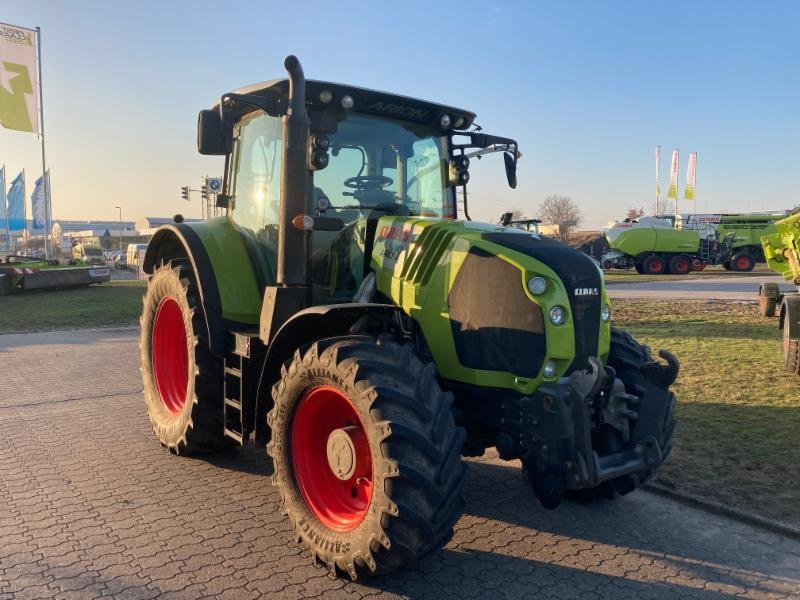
[140,262,231,453]
[267,336,467,579]
[601,328,677,492]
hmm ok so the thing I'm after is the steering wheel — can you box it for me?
[343,175,393,196]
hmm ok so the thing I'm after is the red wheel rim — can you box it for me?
[650,258,664,273]
[151,297,189,416]
[676,258,689,273]
[292,386,373,532]
[736,256,751,270]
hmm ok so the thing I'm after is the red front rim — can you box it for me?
[675,258,689,273]
[737,257,751,270]
[291,386,374,532]
[650,259,664,273]
[151,297,189,416]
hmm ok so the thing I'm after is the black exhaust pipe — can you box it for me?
[278,55,310,287]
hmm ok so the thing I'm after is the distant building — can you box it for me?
[135,216,202,232]
[3,216,205,256]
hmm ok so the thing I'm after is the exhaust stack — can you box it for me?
[277,55,310,287]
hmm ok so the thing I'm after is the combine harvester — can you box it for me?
[758,210,800,373]
[601,212,787,274]
[0,255,110,295]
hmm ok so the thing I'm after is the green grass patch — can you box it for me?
[604,264,773,284]
[0,280,146,334]
[614,300,800,525]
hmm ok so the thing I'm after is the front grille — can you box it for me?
[448,247,546,377]
[482,233,602,373]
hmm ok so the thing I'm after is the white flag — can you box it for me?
[667,149,679,199]
[655,145,661,197]
[0,22,39,133]
[684,152,697,201]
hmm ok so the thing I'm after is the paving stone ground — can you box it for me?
[1,327,799,599]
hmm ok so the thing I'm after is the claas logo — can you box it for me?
[0,26,33,46]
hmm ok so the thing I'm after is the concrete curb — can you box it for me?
[644,482,800,542]
[0,325,139,338]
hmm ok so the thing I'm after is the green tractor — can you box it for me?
[140,56,678,578]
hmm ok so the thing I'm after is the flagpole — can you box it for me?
[22,169,27,255]
[2,165,7,253]
[35,26,51,261]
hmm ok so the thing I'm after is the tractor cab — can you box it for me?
[198,62,519,305]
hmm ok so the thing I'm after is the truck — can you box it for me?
[601,213,786,274]
[139,56,678,579]
[758,210,800,373]
[71,242,106,265]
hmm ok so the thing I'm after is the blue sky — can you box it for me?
[1,0,798,228]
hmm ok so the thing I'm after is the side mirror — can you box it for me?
[504,152,517,189]
[197,109,233,155]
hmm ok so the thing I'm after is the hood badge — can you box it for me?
[574,287,599,296]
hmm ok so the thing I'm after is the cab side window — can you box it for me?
[231,112,282,233]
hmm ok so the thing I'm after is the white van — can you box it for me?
[126,244,149,270]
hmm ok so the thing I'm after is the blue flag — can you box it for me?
[31,173,46,230]
[7,171,25,231]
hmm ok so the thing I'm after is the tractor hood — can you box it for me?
[369,217,611,395]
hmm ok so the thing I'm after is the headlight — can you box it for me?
[527,276,547,295]
[601,303,611,322]
[543,360,557,378]
[549,305,566,326]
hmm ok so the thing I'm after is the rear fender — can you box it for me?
[143,221,263,356]
[253,303,403,445]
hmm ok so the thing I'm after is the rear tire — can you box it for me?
[140,262,232,453]
[667,254,691,275]
[722,260,732,271]
[634,263,645,274]
[642,254,666,275]
[759,283,779,318]
[267,335,467,579]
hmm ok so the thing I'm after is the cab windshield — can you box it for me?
[313,114,454,219]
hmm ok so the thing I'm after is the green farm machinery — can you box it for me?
[759,210,800,372]
[139,56,678,578]
[0,255,111,295]
[602,213,785,274]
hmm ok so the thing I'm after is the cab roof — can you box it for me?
[216,78,476,131]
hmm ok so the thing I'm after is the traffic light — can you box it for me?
[181,186,189,201]
[201,184,208,202]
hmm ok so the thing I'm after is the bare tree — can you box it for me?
[509,207,525,220]
[650,199,675,216]
[539,194,583,244]
[626,206,645,221]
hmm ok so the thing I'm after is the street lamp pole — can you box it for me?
[114,206,122,252]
